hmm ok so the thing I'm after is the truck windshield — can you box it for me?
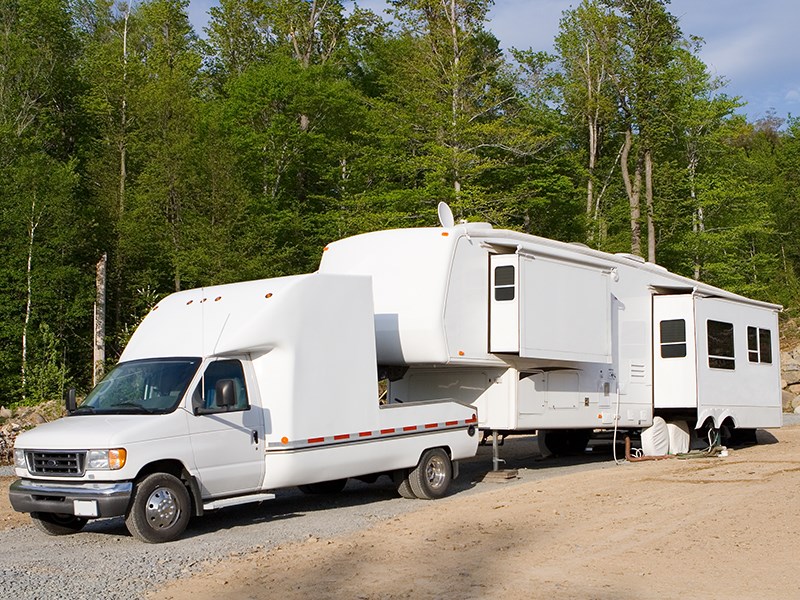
[76,358,201,415]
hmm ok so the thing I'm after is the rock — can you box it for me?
[795,405,800,414]
[793,396,800,410]
[30,413,46,425]
[0,407,11,419]
[788,383,800,395]
[783,390,796,412]
[783,366,800,386]
[782,378,788,389]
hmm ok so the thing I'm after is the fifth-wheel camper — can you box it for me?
[319,203,782,459]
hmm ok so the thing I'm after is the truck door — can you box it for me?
[187,358,265,497]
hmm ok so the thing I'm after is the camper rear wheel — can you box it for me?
[31,512,88,536]
[298,479,348,494]
[408,448,452,500]
[125,472,191,543]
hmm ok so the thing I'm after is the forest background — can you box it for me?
[1,0,799,405]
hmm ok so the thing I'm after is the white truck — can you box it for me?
[319,205,782,461]
[10,273,479,543]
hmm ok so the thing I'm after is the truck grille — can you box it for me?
[27,451,86,476]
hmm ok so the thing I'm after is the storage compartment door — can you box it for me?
[652,294,697,409]
[489,254,520,353]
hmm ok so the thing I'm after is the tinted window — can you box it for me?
[759,329,772,364]
[707,320,734,370]
[660,319,686,358]
[748,326,759,362]
[494,265,515,302]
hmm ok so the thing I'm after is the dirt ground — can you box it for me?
[4,427,800,599]
[155,426,800,600]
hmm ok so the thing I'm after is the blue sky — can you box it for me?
[188,0,799,122]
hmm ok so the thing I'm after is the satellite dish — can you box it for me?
[437,202,455,228]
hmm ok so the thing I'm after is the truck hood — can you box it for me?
[13,412,187,450]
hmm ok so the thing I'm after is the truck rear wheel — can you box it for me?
[393,469,417,499]
[408,448,452,500]
[31,512,87,536]
[125,473,191,543]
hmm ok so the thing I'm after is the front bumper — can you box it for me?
[9,479,133,518]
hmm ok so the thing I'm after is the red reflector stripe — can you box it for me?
[308,437,324,444]
[424,423,438,429]
[466,415,477,424]
[358,431,372,437]
[334,434,350,441]
[445,421,458,426]
[403,425,417,431]
[380,428,396,434]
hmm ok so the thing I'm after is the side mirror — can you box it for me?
[215,379,237,409]
[65,388,77,414]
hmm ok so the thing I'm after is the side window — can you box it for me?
[494,265,515,301]
[659,319,687,358]
[193,360,249,412]
[748,326,773,364]
[707,320,735,370]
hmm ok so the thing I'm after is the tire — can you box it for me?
[31,512,87,536]
[125,473,191,543]
[408,448,452,500]
[298,478,348,495]
[393,469,417,499]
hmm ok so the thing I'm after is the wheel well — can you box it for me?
[135,460,203,517]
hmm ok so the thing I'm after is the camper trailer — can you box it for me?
[10,274,478,543]
[319,205,782,457]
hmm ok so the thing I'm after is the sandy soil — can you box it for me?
[154,426,800,600]
[0,476,30,531]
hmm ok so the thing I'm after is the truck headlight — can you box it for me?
[87,448,127,470]
[13,448,26,469]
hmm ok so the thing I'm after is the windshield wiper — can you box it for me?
[72,405,96,415]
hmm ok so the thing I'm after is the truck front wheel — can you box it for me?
[408,448,452,500]
[31,512,87,535]
[125,473,191,543]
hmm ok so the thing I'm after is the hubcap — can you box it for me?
[145,486,180,529]
[425,455,447,489]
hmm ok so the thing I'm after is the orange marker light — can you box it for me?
[441,232,449,237]
[215,296,222,302]
[458,351,465,356]
[265,293,273,299]
[281,436,289,445]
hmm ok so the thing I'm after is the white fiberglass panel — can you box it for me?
[518,256,612,363]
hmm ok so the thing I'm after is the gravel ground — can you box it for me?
[0,436,613,600]
[1,419,795,599]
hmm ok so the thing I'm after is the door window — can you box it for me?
[192,360,249,412]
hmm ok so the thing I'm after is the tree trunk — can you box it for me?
[93,253,107,386]
[620,128,641,256]
[644,148,655,263]
[22,196,40,399]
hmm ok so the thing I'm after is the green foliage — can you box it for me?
[0,0,798,403]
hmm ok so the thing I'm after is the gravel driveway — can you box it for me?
[3,419,793,599]
[0,435,616,599]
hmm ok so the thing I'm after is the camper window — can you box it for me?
[707,320,735,370]
[748,326,773,364]
[494,265,515,301]
[659,319,687,358]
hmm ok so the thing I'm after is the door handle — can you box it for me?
[252,430,259,444]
